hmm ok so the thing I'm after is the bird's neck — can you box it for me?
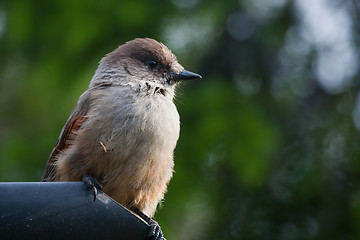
[90,70,176,100]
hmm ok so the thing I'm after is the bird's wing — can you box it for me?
[41,99,90,181]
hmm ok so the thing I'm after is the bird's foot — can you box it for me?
[147,218,165,240]
[132,208,166,240]
[82,174,102,202]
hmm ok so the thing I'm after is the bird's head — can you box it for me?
[91,38,201,93]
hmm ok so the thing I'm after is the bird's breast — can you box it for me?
[93,84,180,163]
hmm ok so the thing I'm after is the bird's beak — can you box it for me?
[169,70,202,81]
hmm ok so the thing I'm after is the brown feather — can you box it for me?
[42,113,88,181]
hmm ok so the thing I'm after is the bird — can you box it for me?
[41,38,201,239]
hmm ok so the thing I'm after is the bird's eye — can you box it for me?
[146,60,158,69]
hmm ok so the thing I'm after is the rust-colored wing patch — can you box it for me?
[41,115,88,181]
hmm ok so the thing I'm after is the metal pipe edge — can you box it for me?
[0,182,149,240]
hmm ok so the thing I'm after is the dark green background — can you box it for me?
[1,0,360,239]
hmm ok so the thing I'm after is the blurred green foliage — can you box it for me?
[1,0,360,239]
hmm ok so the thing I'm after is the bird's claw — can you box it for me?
[82,174,102,202]
[147,219,165,240]
[132,207,166,240]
